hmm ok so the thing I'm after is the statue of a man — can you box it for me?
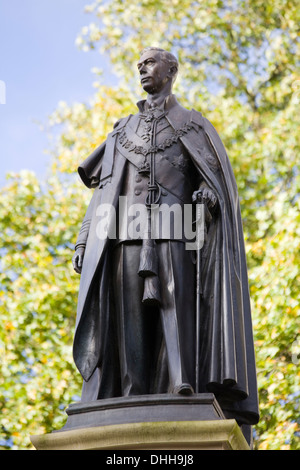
[72,47,259,430]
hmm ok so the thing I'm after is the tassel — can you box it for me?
[142,275,161,306]
[138,238,161,306]
[138,238,158,277]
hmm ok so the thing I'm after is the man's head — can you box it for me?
[137,47,178,95]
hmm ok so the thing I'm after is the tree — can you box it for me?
[0,0,299,449]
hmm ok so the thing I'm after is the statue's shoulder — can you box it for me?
[186,108,221,138]
[190,108,204,128]
[112,114,133,131]
[168,100,204,130]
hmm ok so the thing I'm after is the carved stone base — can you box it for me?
[30,394,250,450]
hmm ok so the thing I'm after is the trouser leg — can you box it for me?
[157,241,196,393]
[112,243,159,395]
[113,241,195,396]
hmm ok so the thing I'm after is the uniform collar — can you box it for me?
[136,94,178,114]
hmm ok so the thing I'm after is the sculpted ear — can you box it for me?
[168,65,178,79]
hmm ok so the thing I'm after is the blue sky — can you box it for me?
[0,0,111,186]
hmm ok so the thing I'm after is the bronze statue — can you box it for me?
[72,47,259,432]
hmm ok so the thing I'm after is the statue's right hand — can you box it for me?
[72,246,85,274]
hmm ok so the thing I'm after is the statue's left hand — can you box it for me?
[192,187,217,209]
[72,246,85,274]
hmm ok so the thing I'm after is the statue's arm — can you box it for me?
[191,121,218,209]
[72,189,98,274]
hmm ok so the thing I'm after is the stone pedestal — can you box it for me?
[30,393,250,450]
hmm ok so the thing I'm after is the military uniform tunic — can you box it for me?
[115,96,200,243]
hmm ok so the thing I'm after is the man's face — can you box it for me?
[137,51,171,94]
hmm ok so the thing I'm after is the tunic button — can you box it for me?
[135,175,142,183]
[135,189,141,196]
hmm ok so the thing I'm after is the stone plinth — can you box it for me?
[30,393,250,450]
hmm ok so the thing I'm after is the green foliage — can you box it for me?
[0,0,299,449]
[0,172,86,448]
